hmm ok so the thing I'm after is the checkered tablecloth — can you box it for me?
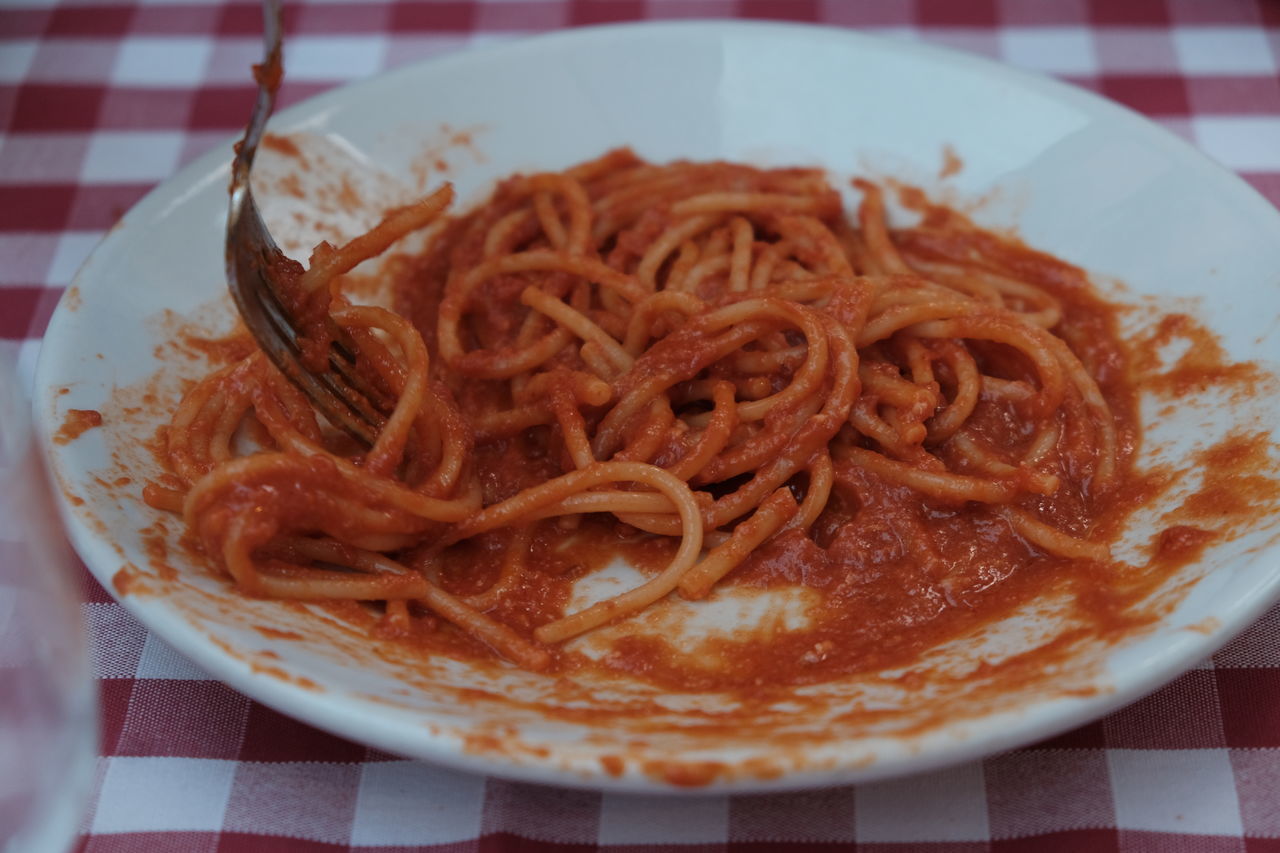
[4,1,1280,850]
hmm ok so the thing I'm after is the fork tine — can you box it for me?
[328,340,398,416]
[228,200,384,446]
[254,262,387,436]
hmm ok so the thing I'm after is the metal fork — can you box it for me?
[225,0,384,447]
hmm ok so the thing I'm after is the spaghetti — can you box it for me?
[144,149,1139,677]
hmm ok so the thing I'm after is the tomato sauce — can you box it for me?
[54,408,103,444]
[116,163,1280,705]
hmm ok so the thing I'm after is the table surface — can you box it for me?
[4,1,1280,851]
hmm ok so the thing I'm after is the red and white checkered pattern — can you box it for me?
[4,1,1280,850]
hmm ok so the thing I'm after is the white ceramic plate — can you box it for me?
[36,22,1280,792]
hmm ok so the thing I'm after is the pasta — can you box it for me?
[144,149,1139,677]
